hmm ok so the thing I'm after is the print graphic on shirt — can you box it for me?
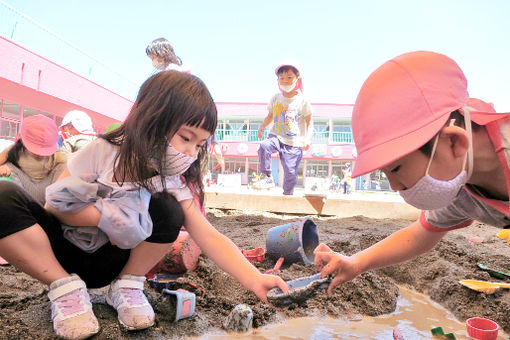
[273,102,300,137]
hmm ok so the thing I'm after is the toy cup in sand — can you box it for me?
[152,231,201,274]
[466,317,499,340]
[241,247,266,262]
[266,217,319,265]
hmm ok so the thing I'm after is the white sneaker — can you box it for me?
[48,274,99,340]
[106,274,155,330]
[253,174,275,189]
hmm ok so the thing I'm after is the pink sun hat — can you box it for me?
[20,114,58,156]
[351,51,508,178]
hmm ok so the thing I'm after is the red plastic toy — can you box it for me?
[241,247,266,262]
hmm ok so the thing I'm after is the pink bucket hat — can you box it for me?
[275,59,304,92]
[351,51,508,178]
[20,115,58,156]
[60,110,95,134]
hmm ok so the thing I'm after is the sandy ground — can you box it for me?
[1,208,509,339]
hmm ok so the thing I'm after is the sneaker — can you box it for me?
[253,174,275,189]
[106,274,155,330]
[48,274,99,340]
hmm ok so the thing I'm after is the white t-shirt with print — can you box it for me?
[267,92,313,147]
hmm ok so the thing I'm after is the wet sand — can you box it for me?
[0,209,509,339]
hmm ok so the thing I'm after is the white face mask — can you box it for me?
[279,79,297,93]
[158,144,197,177]
[399,110,474,210]
[152,59,167,70]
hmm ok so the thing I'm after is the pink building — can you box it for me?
[213,102,357,189]
[0,4,388,191]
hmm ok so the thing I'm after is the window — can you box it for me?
[224,120,248,141]
[313,121,329,143]
[0,119,18,139]
[2,101,21,121]
[333,125,351,132]
[331,160,348,178]
[248,120,262,141]
[223,157,246,174]
[23,106,39,118]
[306,160,329,178]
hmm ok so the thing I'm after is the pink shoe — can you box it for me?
[106,274,155,330]
[48,274,99,340]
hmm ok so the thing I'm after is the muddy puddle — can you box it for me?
[193,286,508,339]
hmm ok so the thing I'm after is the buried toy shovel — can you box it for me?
[459,279,510,294]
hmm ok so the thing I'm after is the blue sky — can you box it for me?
[4,0,510,111]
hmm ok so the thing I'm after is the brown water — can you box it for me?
[193,286,508,339]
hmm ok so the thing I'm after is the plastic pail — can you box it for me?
[266,217,319,265]
[148,231,202,275]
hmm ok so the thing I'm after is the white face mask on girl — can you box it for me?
[399,110,474,210]
[152,59,167,71]
[157,144,197,177]
[279,79,297,93]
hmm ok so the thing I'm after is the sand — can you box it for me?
[1,208,509,339]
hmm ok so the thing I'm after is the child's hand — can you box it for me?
[302,144,310,151]
[0,165,11,177]
[248,273,289,304]
[257,126,265,139]
[313,243,361,296]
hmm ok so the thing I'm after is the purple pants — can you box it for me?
[258,134,303,195]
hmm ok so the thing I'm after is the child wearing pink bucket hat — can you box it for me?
[313,51,510,295]
[0,114,66,205]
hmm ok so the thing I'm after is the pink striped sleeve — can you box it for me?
[419,211,474,232]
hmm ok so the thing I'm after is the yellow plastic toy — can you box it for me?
[496,229,510,244]
[459,279,510,294]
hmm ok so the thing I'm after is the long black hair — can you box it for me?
[6,140,24,168]
[102,71,217,206]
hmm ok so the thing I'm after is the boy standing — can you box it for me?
[254,60,313,195]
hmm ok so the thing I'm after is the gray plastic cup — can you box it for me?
[266,217,319,265]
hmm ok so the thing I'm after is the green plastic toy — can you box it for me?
[430,326,457,339]
[0,173,13,181]
[477,263,510,280]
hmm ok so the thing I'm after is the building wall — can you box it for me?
[0,36,132,138]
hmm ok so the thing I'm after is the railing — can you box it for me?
[331,132,354,144]
[215,129,265,142]
[215,129,354,144]
[0,0,139,100]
